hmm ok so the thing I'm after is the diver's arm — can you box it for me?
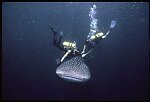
[81,40,91,54]
[102,30,110,39]
[81,45,86,54]
[60,50,72,62]
[82,49,92,57]
[81,42,93,57]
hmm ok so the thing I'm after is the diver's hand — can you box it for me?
[81,53,86,57]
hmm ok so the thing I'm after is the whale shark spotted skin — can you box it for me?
[56,56,91,82]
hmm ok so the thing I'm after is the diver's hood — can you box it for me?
[56,56,91,82]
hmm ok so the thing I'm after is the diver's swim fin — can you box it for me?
[48,23,57,36]
[110,20,116,29]
[104,20,117,38]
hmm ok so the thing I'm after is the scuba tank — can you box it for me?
[63,41,76,49]
[89,32,104,41]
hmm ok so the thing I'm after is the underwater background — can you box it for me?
[2,2,149,101]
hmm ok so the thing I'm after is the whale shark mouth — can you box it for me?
[57,73,87,82]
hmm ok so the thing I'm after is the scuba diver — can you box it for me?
[48,23,81,65]
[48,20,116,65]
[81,20,117,57]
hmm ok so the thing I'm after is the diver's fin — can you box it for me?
[48,23,57,36]
[56,58,61,65]
[110,20,116,29]
[104,20,117,38]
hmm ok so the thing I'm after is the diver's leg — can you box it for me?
[48,24,64,50]
[48,23,58,46]
[53,31,57,44]
[58,36,63,45]
[53,34,59,48]
[48,24,66,52]
[48,23,57,36]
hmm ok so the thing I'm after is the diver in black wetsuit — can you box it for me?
[48,23,65,52]
[48,23,82,65]
[81,20,117,56]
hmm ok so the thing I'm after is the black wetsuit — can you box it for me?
[85,37,102,51]
[48,24,67,52]
[49,24,82,63]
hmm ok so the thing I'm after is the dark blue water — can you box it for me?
[2,2,149,101]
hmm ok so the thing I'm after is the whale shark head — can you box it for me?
[56,56,91,82]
